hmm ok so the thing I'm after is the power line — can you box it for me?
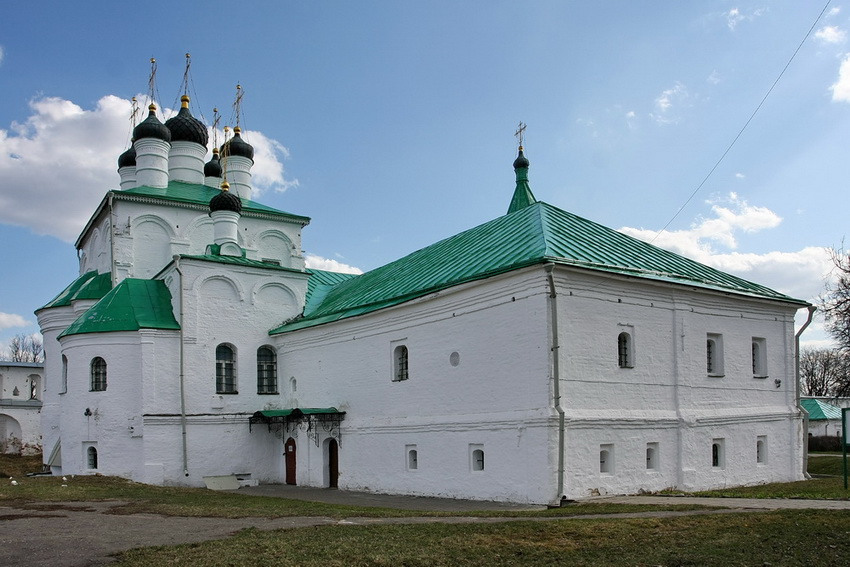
[649,0,832,244]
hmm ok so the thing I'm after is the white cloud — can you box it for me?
[651,82,688,124]
[830,53,850,102]
[0,312,30,330]
[618,193,831,303]
[725,7,766,31]
[0,95,296,242]
[304,253,363,274]
[816,25,847,44]
[735,172,745,179]
[707,70,722,85]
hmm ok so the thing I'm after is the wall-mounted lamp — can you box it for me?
[774,379,782,388]
[84,408,92,417]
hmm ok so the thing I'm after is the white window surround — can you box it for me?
[752,338,768,378]
[706,333,724,377]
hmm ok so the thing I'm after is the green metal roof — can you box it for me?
[801,398,843,421]
[271,201,806,335]
[118,182,310,223]
[507,163,536,214]
[60,278,180,338]
[178,253,308,274]
[38,271,112,311]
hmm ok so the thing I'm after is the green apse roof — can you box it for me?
[800,398,843,421]
[39,271,112,311]
[60,278,179,338]
[271,201,805,334]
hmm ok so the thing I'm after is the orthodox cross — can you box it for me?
[514,121,526,147]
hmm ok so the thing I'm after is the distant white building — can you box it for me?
[0,361,43,455]
[36,95,810,504]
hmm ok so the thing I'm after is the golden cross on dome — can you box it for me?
[514,121,526,147]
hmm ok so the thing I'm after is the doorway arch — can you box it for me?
[325,438,339,489]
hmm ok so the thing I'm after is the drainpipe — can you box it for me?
[173,255,189,477]
[545,263,566,505]
[795,305,816,479]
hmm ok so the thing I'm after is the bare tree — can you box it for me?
[5,333,44,363]
[800,347,850,397]
[822,247,850,356]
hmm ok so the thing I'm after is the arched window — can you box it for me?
[393,345,409,382]
[90,357,107,391]
[257,346,277,394]
[617,332,633,368]
[407,447,418,470]
[61,355,68,394]
[752,338,767,377]
[87,446,98,470]
[216,344,236,394]
[600,449,611,473]
[706,334,724,376]
[712,438,725,469]
[646,443,659,470]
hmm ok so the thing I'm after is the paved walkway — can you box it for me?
[2,486,850,567]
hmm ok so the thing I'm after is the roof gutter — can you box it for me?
[173,255,189,477]
[545,263,567,505]
[795,305,816,479]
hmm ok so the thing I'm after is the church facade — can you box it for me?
[37,97,809,504]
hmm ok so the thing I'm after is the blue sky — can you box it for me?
[1,1,848,353]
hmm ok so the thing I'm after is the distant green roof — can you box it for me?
[801,398,843,421]
[271,201,806,334]
[38,271,112,311]
[60,279,179,338]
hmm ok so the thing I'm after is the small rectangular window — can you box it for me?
[707,334,724,376]
[712,438,725,469]
[406,445,418,471]
[752,338,767,378]
[646,442,659,471]
[600,443,614,475]
[756,436,767,464]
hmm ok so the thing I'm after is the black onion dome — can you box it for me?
[133,104,172,143]
[221,127,254,160]
[118,145,136,168]
[165,96,209,146]
[204,148,222,177]
[209,186,242,214]
[513,147,530,169]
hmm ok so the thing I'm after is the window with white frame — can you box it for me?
[393,344,409,382]
[646,442,659,471]
[706,334,724,376]
[711,438,725,469]
[406,445,418,471]
[90,357,107,391]
[470,444,485,471]
[216,344,237,394]
[257,346,277,394]
[600,444,614,474]
[617,331,634,368]
[60,355,68,394]
[756,436,767,464]
[752,338,767,378]
[86,445,98,470]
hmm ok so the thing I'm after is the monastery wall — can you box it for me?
[551,267,804,498]
[276,267,557,503]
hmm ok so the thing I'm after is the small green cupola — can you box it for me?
[507,145,537,214]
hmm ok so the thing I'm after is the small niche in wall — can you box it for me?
[449,352,460,367]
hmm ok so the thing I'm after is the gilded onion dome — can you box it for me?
[117,145,136,168]
[133,104,172,143]
[204,147,223,177]
[209,182,242,214]
[221,126,254,160]
[165,95,208,146]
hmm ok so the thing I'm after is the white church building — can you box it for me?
[36,95,810,504]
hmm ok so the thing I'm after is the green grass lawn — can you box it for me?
[113,510,850,567]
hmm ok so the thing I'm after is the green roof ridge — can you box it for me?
[272,200,805,335]
[60,278,180,338]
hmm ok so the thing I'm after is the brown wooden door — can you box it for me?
[328,439,339,488]
[285,437,296,485]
